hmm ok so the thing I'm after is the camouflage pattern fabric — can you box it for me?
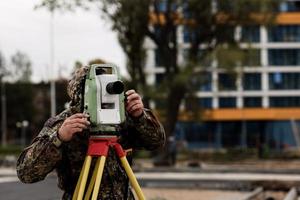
[67,66,89,108]
[16,108,165,200]
[16,66,166,200]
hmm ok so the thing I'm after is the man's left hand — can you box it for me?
[125,90,144,118]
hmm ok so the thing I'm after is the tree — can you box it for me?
[0,51,9,80]
[0,51,5,74]
[38,0,280,139]
[10,51,32,83]
[0,50,8,146]
[101,0,280,138]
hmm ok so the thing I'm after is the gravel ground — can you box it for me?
[140,188,250,200]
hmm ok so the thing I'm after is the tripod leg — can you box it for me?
[120,156,146,200]
[73,156,90,200]
[73,163,84,200]
[84,156,102,200]
[73,155,92,200]
[90,156,106,200]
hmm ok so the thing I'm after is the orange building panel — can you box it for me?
[276,13,300,24]
[159,108,300,121]
[177,108,300,121]
[149,12,300,25]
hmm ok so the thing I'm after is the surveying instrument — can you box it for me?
[72,64,146,200]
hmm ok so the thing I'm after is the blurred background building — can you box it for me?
[145,0,300,151]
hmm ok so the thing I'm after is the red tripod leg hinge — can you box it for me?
[114,143,126,157]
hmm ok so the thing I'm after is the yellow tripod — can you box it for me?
[72,135,146,200]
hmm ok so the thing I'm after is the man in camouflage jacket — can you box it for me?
[16,66,166,200]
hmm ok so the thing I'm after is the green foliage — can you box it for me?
[10,51,32,83]
[133,150,151,159]
[0,82,69,145]
[0,145,22,155]
[6,83,35,124]
[0,51,6,73]
[102,0,150,95]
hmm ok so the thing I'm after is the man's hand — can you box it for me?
[125,90,144,118]
[58,113,90,142]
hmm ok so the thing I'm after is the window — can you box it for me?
[155,73,165,85]
[185,97,212,110]
[241,26,260,42]
[245,121,264,148]
[155,49,163,66]
[158,1,167,12]
[220,121,241,147]
[183,26,213,44]
[270,97,300,107]
[219,97,236,108]
[182,1,191,19]
[199,98,212,109]
[243,73,261,90]
[179,122,215,148]
[183,26,204,44]
[217,0,235,12]
[244,97,262,108]
[154,26,162,38]
[199,72,212,91]
[218,73,236,91]
[183,26,190,43]
[269,73,300,90]
[268,49,300,66]
[268,25,300,42]
[279,2,300,12]
[265,121,297,149]
[156,1,177,12]
[189,71,212,91]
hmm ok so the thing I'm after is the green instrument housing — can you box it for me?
[83,64,126,133]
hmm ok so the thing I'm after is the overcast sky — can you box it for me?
[0,0,126,82]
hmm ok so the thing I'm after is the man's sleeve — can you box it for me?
[124,109,166,150]
[16,116,65,183]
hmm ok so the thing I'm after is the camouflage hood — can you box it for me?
[67,66,89,112]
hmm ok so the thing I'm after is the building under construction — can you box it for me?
[145,0,300,151]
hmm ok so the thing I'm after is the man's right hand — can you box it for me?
[58,113,90,142]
